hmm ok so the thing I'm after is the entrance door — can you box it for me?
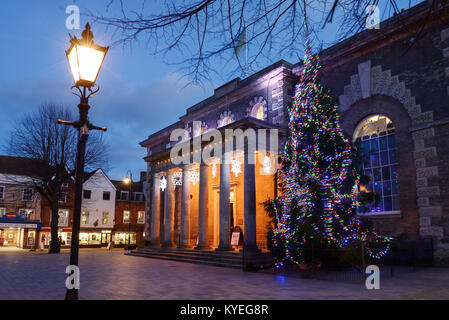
[101,233,111,246]
[212,187,237,248]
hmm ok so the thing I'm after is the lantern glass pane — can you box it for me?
[76,44,105,83]
[67,46,80,83]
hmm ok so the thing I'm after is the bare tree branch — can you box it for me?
[87,0,434,85]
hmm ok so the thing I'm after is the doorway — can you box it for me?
[212,187,236,248]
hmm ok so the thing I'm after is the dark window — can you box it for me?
[22,188,33,201]
[103,191,110,200]
[83,190,91,199]
[59,192,67,203]
[120,191,129,200]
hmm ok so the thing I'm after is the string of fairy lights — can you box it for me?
[271,37,393,267]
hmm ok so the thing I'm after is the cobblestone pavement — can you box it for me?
[0,251,448,300]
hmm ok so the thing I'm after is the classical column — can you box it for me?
[216,152,233,251]
[150,173,161,247]
[179,164,191,248]
[244,146,259,252]
[163,171,175,247]
[195,162,210,250]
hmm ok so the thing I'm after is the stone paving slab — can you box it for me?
[0,251,448,300]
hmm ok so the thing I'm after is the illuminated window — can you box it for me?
[19,209,34,220]
[81,211,89,225]
[354,115,399,214]
[123,210,130,223]
[102,212,109,225]
[255,105,265,120]
[138,211,145,224]
[0,208,5,217]
[58,209,69,226]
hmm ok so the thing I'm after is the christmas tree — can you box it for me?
[268,38,392,268]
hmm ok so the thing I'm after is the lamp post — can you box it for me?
[59,23,108,300]
[123,171,132,250]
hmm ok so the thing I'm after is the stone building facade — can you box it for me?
[140,2,449,263]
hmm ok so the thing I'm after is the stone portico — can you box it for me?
[145,118,282,253]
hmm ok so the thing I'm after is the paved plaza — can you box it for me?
[0,250,448,300]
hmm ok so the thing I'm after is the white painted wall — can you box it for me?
[81,169,116,229]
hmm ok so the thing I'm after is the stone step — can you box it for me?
[126,247,274,269]
[125,251,243,269]
[131,249,243,264]
[137,248,242,260]
[139,247,242,257]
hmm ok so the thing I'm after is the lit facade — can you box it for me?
[141,3,449,263]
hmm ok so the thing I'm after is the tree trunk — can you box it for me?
[49,199,60,254]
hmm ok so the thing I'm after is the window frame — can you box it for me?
[83,190,91,199]
[134,192,144,201]
[0,207,6,217]
[123,210,130,223]
[137,211,145,224]
[120,191,129,201]
[353,115,400,216]
[102,212,109,225]
[103,191,111,201]
[81,211,89,225]
[22,188,33,201]
[0,186,4,200]
[59,192,67,203]
[58,209,69,226]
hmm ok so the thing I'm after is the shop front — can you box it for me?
[114,231,137,247]
[0,214,41,249]
[39,227,72,249]
[79,228,113,247]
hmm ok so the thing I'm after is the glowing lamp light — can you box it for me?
[66,23,109,88]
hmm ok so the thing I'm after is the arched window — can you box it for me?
[353,115,399,214]
[255,104,265,120]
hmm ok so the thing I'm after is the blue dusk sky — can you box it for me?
[0,0,418,180]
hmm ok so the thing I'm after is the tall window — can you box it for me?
[0,207,5,217]
[102,212,109,225]
[123,210,130,223]
[22,188,33,201]
[138,211,145,224]
[0,186,4,200]
[58,209,69,226]
[354,115,399,214]
[81,211,89,225]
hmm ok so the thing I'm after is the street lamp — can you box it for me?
[123,170,133,250]
[59,23,108,301]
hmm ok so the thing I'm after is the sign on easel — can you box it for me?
[230,231,240,247]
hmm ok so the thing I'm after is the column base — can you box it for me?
[162,242,176,248]
[215,245,235,252]
[150,241,162,248]
[178,244,193,249]
[195,245,212,250]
